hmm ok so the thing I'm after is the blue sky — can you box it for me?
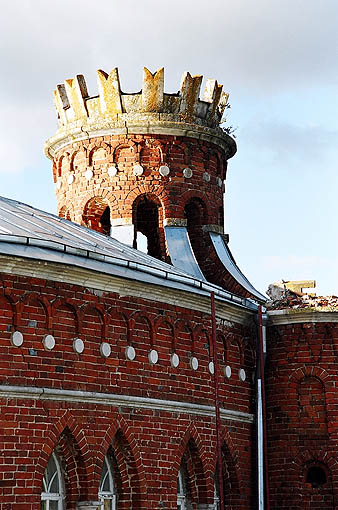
[1,0,337,296]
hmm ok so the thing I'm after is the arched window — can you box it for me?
[99,456,117,509]
[41,452,65,510]
[177,467,187,509]
[133,195,162,259]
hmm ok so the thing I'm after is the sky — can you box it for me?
[0,0,337,297]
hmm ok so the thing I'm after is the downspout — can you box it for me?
[211,291,225,510]
[257,305,270,510]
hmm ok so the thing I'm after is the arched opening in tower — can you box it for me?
[82,197,111,236]
[99,206,111,236]
[133,196,162,259]
[184,197,206,259]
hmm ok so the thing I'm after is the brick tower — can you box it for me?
[45,67,263,301]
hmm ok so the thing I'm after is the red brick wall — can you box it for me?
[266,320,338,509]
[0,272,256,509]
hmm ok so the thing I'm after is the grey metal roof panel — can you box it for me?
[164,226,206,281]
[0,195,261,310]
[209,232,267,302]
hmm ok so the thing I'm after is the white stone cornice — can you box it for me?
[268,309,338,325]
[0,385,254,424]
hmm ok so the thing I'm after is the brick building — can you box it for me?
[0,67,336,510]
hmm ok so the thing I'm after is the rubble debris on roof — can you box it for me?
[266,280,338,311]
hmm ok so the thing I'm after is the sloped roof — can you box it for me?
[0,195,261,310]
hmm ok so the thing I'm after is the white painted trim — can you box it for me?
[268,309,338,325]
[0,385,254,424]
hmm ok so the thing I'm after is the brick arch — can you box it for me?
[58,204,72,221]
[194,324,212,355]
[132,192,166,260]
[33,411,91,499]
[154,315,175,349]
[175,318,195,352]
[107,308,131,345]
[112,141,137,161]
[0,288,15,325]
[20,291,52,330]
[288,449,337,508]
[58,152,70,176]
[125,184,167,206]
[139,144,162,172]
[168,141,188,167]
[95,417,146,509]
[52,297,80,336]
[70,149,86,172]
[89,146,107,166]
[114,143,137,169]
[207,429,244,509]
[298,375,328,434]
[291,448,338,477]
[289,365,333,389]
[129,310,154,346]
[175,189,212,223]
[217,331,232,365]
[81,303,107,339]
[81,192,118,234]
[78,190,118,222]
[173,423,209,506]
[208,148,223,177]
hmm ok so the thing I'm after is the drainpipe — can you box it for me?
[257,305,270,510]
[211,291,224,510]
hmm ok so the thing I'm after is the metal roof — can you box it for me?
[0,195,263,309]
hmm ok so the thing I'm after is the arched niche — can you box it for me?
[82,197,111,236]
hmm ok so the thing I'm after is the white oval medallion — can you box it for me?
[73,338,84,354]
[148,349,159,365]
[183,167,193,178]
[108,166,118,177]
[239,368,246,382]
[190,356,199,371]
[203,172,210,182]
[100,342,111,358]
[133,164,144,176]
[208,361,215,375]
[159,165,170,177]
[225,365,232,379]
[85,169,93,181]
[43,334,55,351]
[170,352,180,368]
[10,330,23,347]
[68,173,75,185]
[56,179,62,190]
[217,177,223,188]
[125,345,136,361]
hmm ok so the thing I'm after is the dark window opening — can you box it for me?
[134,197,161,259]
[100,206,111,236]
[218,205,224,227]
[306,466,327,488]
[184,198,206,257]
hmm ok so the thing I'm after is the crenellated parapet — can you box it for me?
[45,67,235,159]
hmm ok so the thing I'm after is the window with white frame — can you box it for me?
[177,467,187,510]
[99,455,117,510]
[41,452,65,510]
